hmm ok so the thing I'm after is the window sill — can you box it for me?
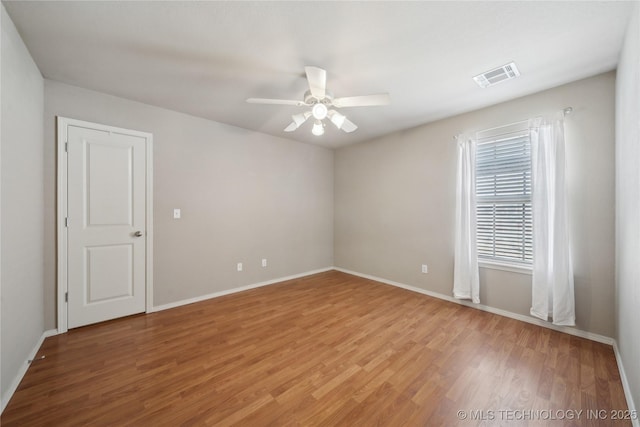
[479,260,532,275]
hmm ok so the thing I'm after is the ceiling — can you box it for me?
[3,1,635,148]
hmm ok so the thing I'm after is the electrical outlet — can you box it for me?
[421,264,428,274]
[173,209,181,219]
[262,259,267,267]
[237,262,243,272]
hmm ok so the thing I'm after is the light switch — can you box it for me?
[173,209,181,219]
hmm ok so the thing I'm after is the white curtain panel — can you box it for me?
[453,136,480,304]
[529,115,575,326]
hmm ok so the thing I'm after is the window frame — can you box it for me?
[475,123,533,272]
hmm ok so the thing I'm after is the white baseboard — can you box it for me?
[1,329,58,414]
[151,267,334,312]
[333,267,615,345]
[613,341,639,427]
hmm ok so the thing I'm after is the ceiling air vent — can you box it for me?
[473,62,520,88]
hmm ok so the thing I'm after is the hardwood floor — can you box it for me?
[2,271,631,426]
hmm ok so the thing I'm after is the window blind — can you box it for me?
[476,132,533,264]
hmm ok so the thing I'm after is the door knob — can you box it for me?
[134,231,143,237]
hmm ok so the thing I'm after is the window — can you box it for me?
[476,127,532,265]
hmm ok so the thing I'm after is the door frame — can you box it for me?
[57,116,154,333]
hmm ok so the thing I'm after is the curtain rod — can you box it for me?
[453,106,573,140]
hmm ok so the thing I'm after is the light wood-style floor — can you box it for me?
[2,271,631,426]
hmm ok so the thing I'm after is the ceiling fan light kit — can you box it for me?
[247,66,390,137]
[312,103,328,120]
[312,120,325,136]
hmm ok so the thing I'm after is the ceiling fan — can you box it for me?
[247,66,390,136]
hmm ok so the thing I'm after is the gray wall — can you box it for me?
[615,3,640,414]
[43,80,334,327]
[335,72,616,338]
[1,5,45,402]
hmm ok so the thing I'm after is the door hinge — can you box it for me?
[65,217,69,227]
[65,142,68,152]
[65,292,68,303]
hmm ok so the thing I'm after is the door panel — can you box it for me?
[87,143,134,226]
[67,125,146,328]
[85,244,133,303]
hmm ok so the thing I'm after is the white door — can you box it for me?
[65,121,149,328]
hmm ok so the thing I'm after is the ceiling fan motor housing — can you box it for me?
[304,90,334,106]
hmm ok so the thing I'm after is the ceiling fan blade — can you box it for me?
[285,111,312,132]
[328,110,346,129]
[305,66,326,99]
[284,122,298,132]
[247,98,307,106]
[292,111,312,127]
[328,110,358,133]
[340,117,358,133]
[332,93,390,108]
